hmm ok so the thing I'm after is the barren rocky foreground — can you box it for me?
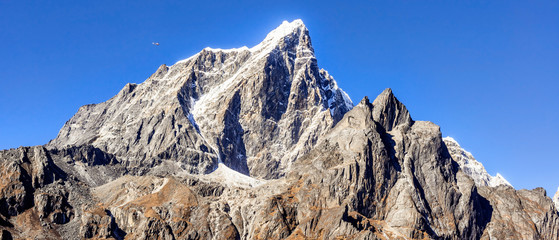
[1,20,558,240]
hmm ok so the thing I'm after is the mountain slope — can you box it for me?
[272,93,490,239]
[49,20,352,179]
[1,19,558,239]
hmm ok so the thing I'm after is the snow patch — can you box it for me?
[203,46,249,53]
[340,89,354,110]
[187,112,200,134]
[175,53,200,65]
[489,173,512,188]
[173,20,307,66]
[443,137,512,188]
[151,178,169,194]
[203,163,265,188]
[250,19,306,54]
[320,69,353,111]
[258,20,305,46]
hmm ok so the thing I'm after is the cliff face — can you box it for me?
[1,20,558,239]
[48,20,352,180]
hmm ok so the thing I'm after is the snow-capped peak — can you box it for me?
[50,19,355,179]
[490,173,512,187]
[443,136,459,145]
[174,20,307,65]
[261,19,306,43]
[203,46,249,53]
[166,19,353,178]
[443,137,512,188]
[250,19,309,53]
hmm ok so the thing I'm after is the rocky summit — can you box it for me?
[1,19,558,240]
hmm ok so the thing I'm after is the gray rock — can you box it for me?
[444,136,513,188]
[34,186,73,225]
[1,19,558,240]
[372,88,413,131]
[478,186,559,239]
[0,230,13,240]
[48,20,352,180]
[0,146,66,217]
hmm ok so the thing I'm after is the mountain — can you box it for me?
[443,137,512,188]
[48,19,352,180]
[1,19,558,240]
[555,187,559,210]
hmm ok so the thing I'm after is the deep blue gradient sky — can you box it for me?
[1,1,558,194]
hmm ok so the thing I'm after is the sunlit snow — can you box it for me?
[444,137,512,188]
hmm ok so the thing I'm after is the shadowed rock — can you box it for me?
[372,88,413,131]
[1,20,558,240]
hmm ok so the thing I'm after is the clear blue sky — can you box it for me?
[1,1,558,195]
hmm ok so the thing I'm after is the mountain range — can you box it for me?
[1,19,558,240]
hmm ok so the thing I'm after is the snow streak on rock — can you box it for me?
[4,19,558,240]
[49,19,353,180]
[443,137,512,188]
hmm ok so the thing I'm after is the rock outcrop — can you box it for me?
[1,19,558,239]
[478,186,559,239]
[0,146,66,217]
[48,19,352,179]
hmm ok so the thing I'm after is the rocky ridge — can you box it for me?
[443,137,512,188]
[48,19,352,180]
[1,20,558,239]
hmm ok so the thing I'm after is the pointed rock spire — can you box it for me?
[372,88,413,131]
[150,64,169,79]
[333,96,374,131]
[261,19,307,43]
[358,96,371,106]
[251,19,313,55]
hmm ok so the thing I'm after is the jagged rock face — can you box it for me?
[49,20,352,179]
[478,186,559,239]
[188,20,352,178]
[1,20,559,239]
[2,91,559,239]
[287,93,490,239]
[48,67,219,176]
[0,147,80,239]
[371,88,412,132]
[0,147,65,217]
[91,176,242,240]
[444,137,512,188]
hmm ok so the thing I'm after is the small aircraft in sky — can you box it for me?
[152,42,160,46]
